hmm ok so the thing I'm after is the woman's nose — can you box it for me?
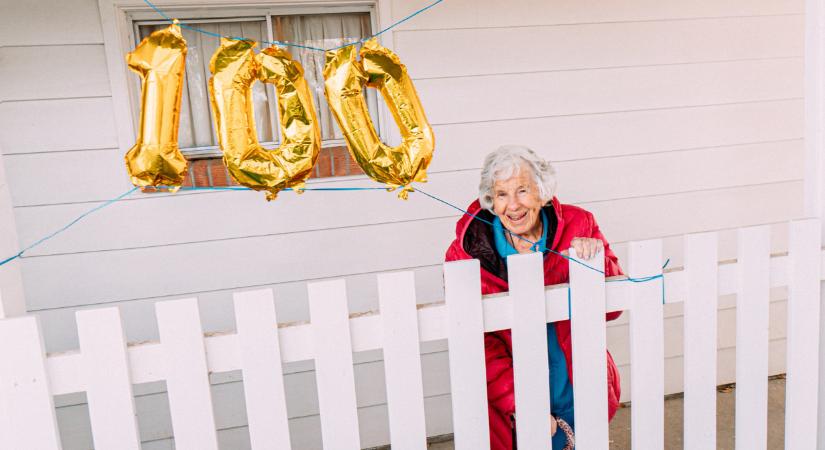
[506,197,520,210]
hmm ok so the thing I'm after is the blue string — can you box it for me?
[412,186,670,304]
[0,187,139,267]
[0,185,392,267]
[177,186,388,192]
[141,0,444,52]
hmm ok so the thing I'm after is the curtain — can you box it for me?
[140,20,273,149]
[139,12,374,151]
[277,13,378,141]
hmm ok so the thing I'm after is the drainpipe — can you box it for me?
[0,142,26,318]
[805,0,825,447]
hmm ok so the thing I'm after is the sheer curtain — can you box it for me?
[138,12,375,154]
[139,20,273,150]
[277,13,379,141]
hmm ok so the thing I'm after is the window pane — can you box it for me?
[138,20,274,150]
[275,13,379,143]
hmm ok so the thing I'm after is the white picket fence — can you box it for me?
[0,218,821,449]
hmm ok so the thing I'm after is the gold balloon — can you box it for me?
[209,38,321,200]
[124,23,188,188]
[323,39,435,199]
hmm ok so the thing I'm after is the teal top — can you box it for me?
[492,210,575,436]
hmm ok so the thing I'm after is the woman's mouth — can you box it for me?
[506,211,528,223]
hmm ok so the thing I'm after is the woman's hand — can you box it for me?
[563,237,604,260]
[550,415,558,436]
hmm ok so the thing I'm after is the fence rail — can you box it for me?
[0,219,821,449]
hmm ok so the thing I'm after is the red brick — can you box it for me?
[209,159,231,187]
[192,160,209,187]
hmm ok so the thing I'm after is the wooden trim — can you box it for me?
[0,144,26,317]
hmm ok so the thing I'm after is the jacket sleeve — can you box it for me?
[484,332,516,416]
[590,212,624,322]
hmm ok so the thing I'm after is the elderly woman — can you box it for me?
[445,145,623,450]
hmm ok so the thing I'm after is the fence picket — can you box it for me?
[785,218,821,450]
[684,232,718,449]
[508,252,551,448]
[0,316,61,450]
[233,289,291,450]
[444,259,491,450]
[378,271,427,449]
[76,307,140,450]
[155,298,219,450]
[308,279,361,450]
[568,248,609,449]
[628,239,664,450]
[735,226,770,450]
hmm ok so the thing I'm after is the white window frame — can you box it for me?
[98,0,398,170]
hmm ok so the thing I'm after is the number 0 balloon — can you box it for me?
[323,39,435,199]
[209,38,321,200]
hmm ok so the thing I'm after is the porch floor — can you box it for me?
[421,376,787,449]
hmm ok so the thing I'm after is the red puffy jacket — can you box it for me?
[444,197,623,450]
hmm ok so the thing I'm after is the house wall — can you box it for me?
[0,0,805,448]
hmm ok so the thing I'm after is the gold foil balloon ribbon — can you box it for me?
[209,38,321,200]
[124,23,189,189]
[323,39,435,199]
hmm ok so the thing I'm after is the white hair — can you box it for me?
[478,145,557,212]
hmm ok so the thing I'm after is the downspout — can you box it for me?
[805,0,825,447]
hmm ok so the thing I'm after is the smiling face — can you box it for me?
[491,165,545,239]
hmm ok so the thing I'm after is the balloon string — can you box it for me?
[411,186,670,290]
[0,182,670,303]
[0,187,139,267]
[0,185,389,267]
[140,0,445,52]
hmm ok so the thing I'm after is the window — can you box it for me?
[133,9,380,187]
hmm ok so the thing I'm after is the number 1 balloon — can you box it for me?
[124,23,189,188]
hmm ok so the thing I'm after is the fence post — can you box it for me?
[628,239,664,450]
[77,307,140,450]
[802,0,825,446]
[735,226,771,450]
[378,271,427,449]
[787,218,822,450]
[233,289,291,450]
[684,232,718,450]
[156,298,219,450]
[444,259,490,450]
[568,247,609,449]
[508,252,551,448]
[308,279,361,450]
[0,315,62,449]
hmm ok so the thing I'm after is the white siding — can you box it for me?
[0,0,805,447]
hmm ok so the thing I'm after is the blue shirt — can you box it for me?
[492,211,575,431]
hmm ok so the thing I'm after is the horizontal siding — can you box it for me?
[11,139,802,251]
[0,45,110,101]
[0,0,104,46]
[19,181,801,312]
[3,98,804,206]
[397,15,802,79]
[433,99,803,171]
[418,58,801,125]
[391,0,803,31]
[0,98,118,154]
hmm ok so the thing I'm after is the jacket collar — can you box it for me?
[458,198,561,282]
